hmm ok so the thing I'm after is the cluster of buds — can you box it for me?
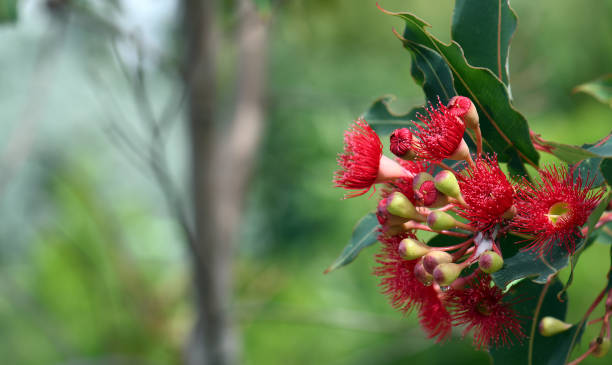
[334,96,605,349]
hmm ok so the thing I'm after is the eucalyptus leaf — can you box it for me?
[574,74,612,108]
[324,213,380,273]
[492,235,583,290]
[362,96,419,136]
[489,279,583,365]
[381,8,539,168]
[452,0,517,86]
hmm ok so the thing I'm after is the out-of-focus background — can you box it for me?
[0,0,611,364]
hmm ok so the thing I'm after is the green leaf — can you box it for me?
[451,0,517,86]
[492,235,583,290]
[406,43,456,104]
[0,0,17,24]
[362,96,418,135]
[324,213,380,273]
[382,9,539,168]
[574,74,612,108]
[489,279,583,365]
[538,141,599,164]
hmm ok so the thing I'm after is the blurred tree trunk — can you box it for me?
[182,0,268,364]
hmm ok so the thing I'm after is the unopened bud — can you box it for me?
[398,238,430,260]
[422,251,452,274]
[592,337,610,358]
[427,211,457,231]
[434,170,462,200]
[415,181,441,207]
[414,260,433,285]
[448,96,479,130]
[387,192,424,221]
[433,263,462,286]
[390,128,416,160]
[479,251,504,274]
[538,316,572,337]
[413,172,434,191]
[449,139,472,163]
[606,294,612,311]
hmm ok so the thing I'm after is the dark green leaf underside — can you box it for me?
[325,213,380,273]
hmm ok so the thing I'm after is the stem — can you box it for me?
[474,125,483,157]
[403,222,469,237]
[567,345,597,365]
[528,276,554,365]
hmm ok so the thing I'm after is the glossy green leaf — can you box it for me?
[538,141,599,164]
[362,96,418,135]
[0,0,17,23]
[451,0,517,85]
[492,235,583,290]
[406,43,456,104]
[324,213,380,273]
[382,9,539,168]
[489,279,583,365]
[574,74,612,108]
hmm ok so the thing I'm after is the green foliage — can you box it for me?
[574,74,612,108]
[325,213,379,273]
[0,0,17,24]
[489,279,583,365]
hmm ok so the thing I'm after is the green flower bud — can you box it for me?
[433,263,462,286]
[434,170,461,199]
[387,192,423,221]
[414,260,433,286]
[479,251,504,274]
[426,211,457,231]
[412,172,434,191]
[422,251,452,274]
[592,337,611,358]
[538,316,572,337]
[398,238,430,260]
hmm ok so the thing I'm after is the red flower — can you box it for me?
[334,119,383,198]
[380,159,431,204]
[458,155,515,231]
[374,233,425,312]
[418,288,453,342]
[449,275,525,349]
[374,233,453,342]
[512,165,603,254]
[390,128,414,158]
[412,100,466,161]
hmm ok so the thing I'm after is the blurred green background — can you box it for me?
[0,0,611,364]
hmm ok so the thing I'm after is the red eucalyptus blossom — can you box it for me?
[458,155,515,231]
[374,233,452,342]
[512,165,603,254]
[334,119,411,198]
[418,287,453,342]
[380,159,431,204]
[449,275,525,349]
[412,100,468,162]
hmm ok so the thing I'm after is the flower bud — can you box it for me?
[479,251,504,274]
[538,316,572,337]
[414,260,433,285]
[413,172,434,191]
[448,96,479,130]
[606,294,612,312]
[390,128,416,160]
[398,238,430,260]
[434,170,462,200]
[422,251,452,274]
[386,192,424,221]
[433,263,462,286]
[592,337,611,358]
[426,211,458,231]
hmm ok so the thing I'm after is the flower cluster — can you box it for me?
[333,96,604,349]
